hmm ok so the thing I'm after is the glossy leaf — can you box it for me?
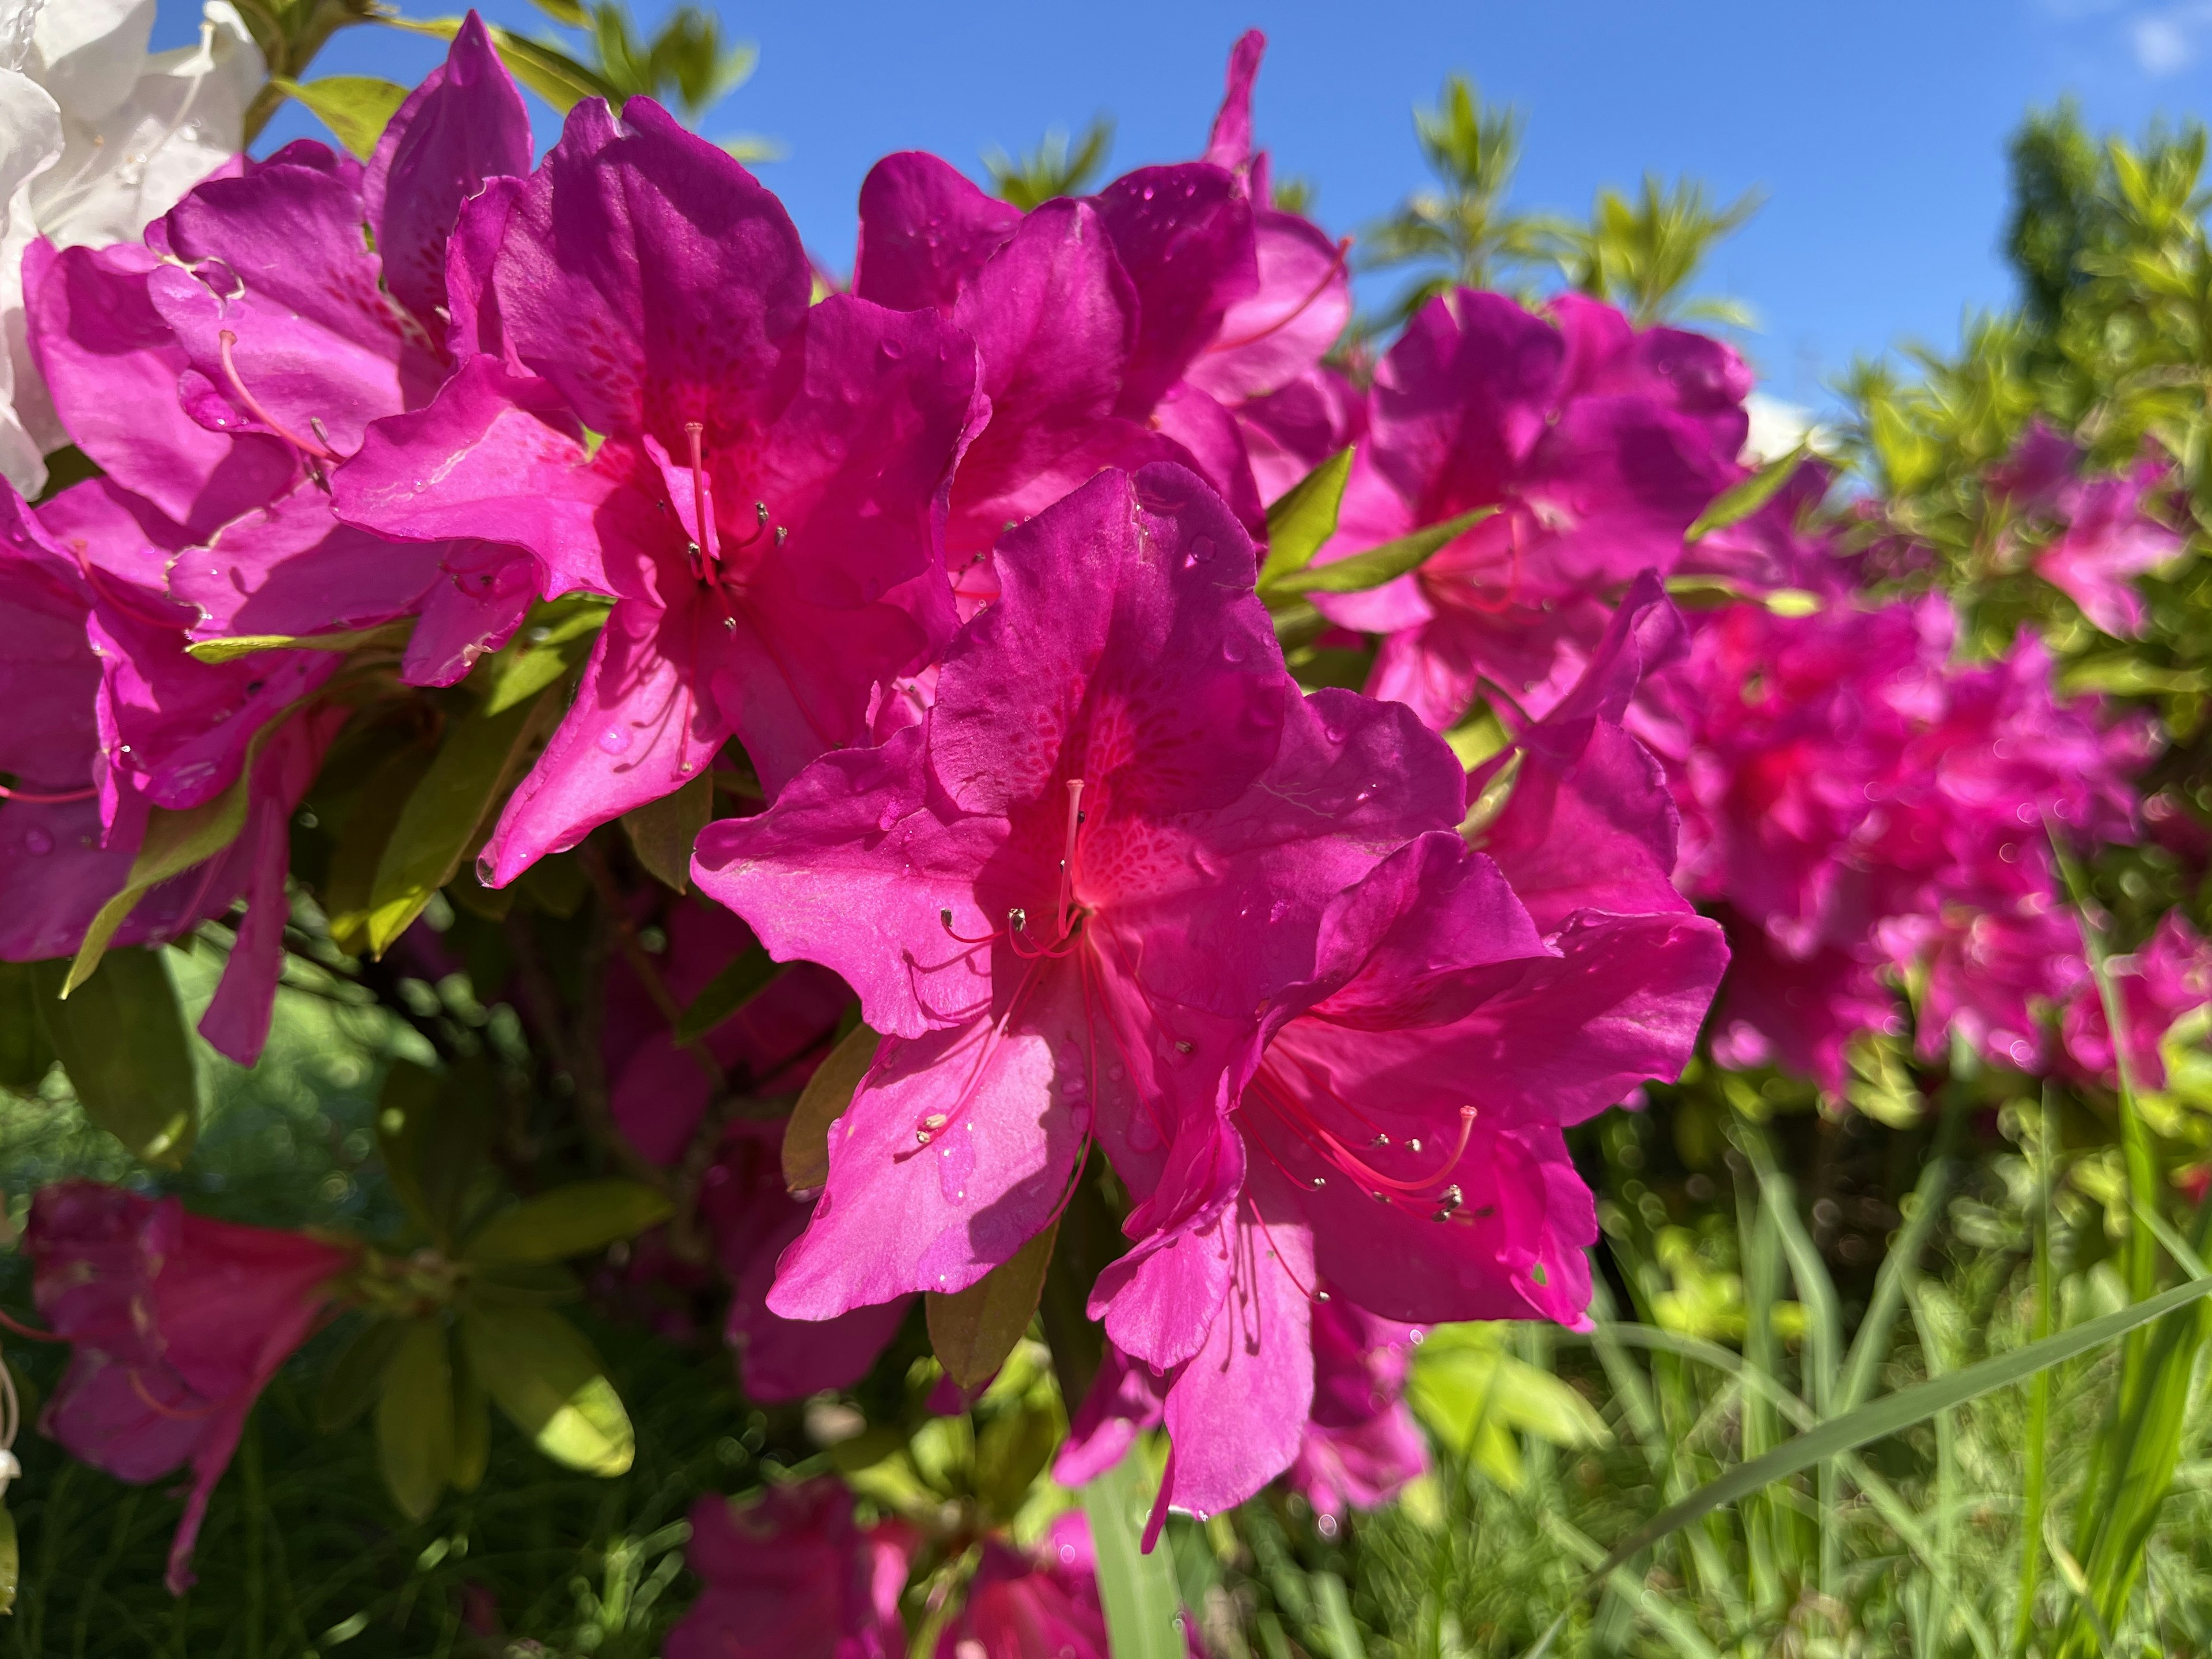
[32,952,197,1166]
[672,944,781,1044]
[323,734,438,956]
[622,771,711,893]
[474,597,608,717]
[387,17,615,112]
[377,1319,455,1522]
[186,619,412,665]
[366,692,551,955]
[784,1023,879,1194]
[464,1179,672,1264]
[66,778,251,993]
[459,1302,635,1476]
[927,1218,1058,1391]
[275,74,408,160]
[451,1342,490,1493]
[1257,445,1354,588]
[1261,506,1492,598]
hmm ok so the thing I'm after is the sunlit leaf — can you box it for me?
[1262,506,1491,599]
[1258,445,1353,588]
[272,75,408,161]
[927,1220,1058,1391]
[460,1303,635,1476]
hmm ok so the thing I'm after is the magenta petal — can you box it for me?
[24,239,295,535]
[444,172,524,362]
[1203,30,1266,171]
[1158,1171,1314,1520]
[1184,211,1350,404]
[150,149,441,454]
[1053,1343,1164,1488]
[692,728,1005,1040]
[171,482,449,641]
[1092,164,1258,414]
[854,150,1022,313]
[764,971,1089,1319]
[332,355,612,599]
[479,596,732,885]
[363,10,533,334]
[1150,380,1263,531]
[401,543,537,685]
[491,97,808,441]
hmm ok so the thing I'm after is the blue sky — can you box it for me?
[154,0,2212,411]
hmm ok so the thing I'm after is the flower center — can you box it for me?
[680,422,783,599]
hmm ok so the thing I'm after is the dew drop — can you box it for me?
[22,827,51,855]
[597,725,634,755]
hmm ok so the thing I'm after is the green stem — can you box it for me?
[2011,1085,2058,1658]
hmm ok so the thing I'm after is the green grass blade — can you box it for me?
[1082,1452,1185,1659]
[1312,1573,1367,1659]
[1518,1270,2212,1659]
[1836,1119,1955,1416]
[2012,1086,2059,1659]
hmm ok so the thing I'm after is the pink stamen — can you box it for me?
[684,422,722,569]
[1056,778,1085,934]
[0,1306,61,1342]
[1206,236,1353,354]
[0,782,97,805]
[217,329,339,462]
[1244,1194,1326,1303]
[1243,1069,1477,1199]
[128,1370,215,1422]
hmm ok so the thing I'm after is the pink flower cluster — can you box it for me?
[8,7,2207,1638]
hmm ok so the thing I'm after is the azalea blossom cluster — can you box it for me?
[0,9,2205,1644]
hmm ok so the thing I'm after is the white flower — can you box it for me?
[0,0,263,495]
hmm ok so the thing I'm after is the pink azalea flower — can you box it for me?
[26,1180,358,1593]
[335,96,980,877]
[691,463,1464,1328]
[851,32,1346,571]
[1673,596,2146,1085]
[701,1123,913,1404]
[1993,421,2184,639]
[1314,290,1745,730]
[26,17,547,687]
[1287,1304,1430,1525]
[667,1479,914,1659]
[931,1513,1200,1659]
[2061,911,2212,1090]
[0,480,340,1063]
[1062,578,1724,1528]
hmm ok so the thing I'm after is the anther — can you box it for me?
[1309,1176,1326,1190]
[774,526,788,547]
[1370,1133,1391,1149]
[755,502,769,527]
[1175,1041,1194,1055]
[1406,1139,1423,1154]
[1313,1290,1331,1303]
[1433,1185,1464,1219]
[1007,907,1028,932]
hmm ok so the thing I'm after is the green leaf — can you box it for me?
[1313,1573,1368,1659]
[973,1399,1062,1527]
[377,1058,497,1249]
[459,1303,635,1476]
[0,963,55,1095]
[1257,446,1354,587]
[376,1319,454,1522]
[65,777,252,993]
[32,952,197,1166]
[316,1316,408,1434]
[323,734,438,956]
[1519,1268,2212,1657]
[474,596,608,717]
[1261,506,1492,599]
[1684,441,1808,541]
[784,1024,879,1193]
[386,17,615,112]
[272,75,408,161]
[0,1506,16,1615]
[1081,1450,1184,1659]
[450,1342,490,1493]
[365,692,551,956]
[622,771,712,893]
[927,1219,1058,1391]
[185,619,412,665]
[464,1179,672,1264]
[672,945,781,1044]
[524,0,589,24]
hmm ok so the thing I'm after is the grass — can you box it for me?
[4,953,2211,1656]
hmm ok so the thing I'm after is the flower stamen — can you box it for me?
[217,329,339,463]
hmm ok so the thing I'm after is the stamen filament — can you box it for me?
[217,329,339,461]
[684,422,722,568]
[1056,778,1085,934]
[0,782,98,805]
[1207,236,1353,354]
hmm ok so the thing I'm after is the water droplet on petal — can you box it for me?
[597,725,634,755]
[23,828,51,855]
